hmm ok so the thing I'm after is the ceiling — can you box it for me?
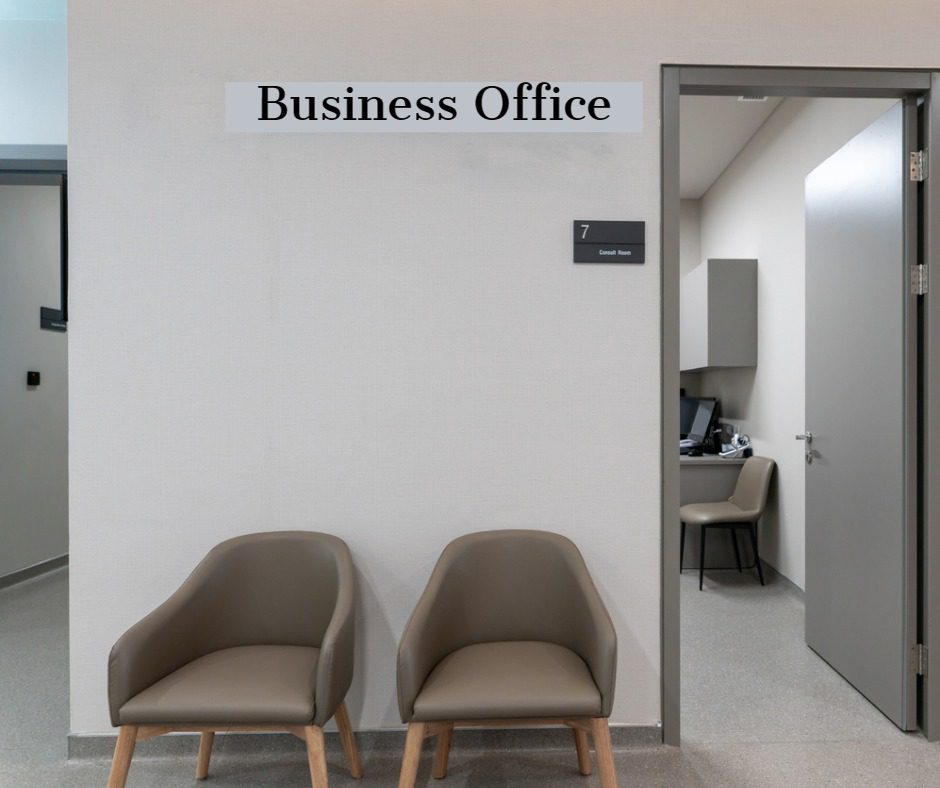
[679,95,783,199]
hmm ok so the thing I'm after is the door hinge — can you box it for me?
[912,644,928,676]
[910,149,928,182]
[912,265,929,296]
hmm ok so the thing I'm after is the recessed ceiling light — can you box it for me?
[737,96,769,103]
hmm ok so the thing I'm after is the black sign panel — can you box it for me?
[573,220,645,264]
[574,243,645,263]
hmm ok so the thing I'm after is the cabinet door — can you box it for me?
[680,259,756,371]
[679,263,708,371]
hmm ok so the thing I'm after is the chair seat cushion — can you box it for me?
[118,645,319,724]
[680,501,756,525]
[412,641,601,721]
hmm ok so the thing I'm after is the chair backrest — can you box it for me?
[397,529,617,721]
[428,530,596,646]
[729,456,775,516]
[185,531,349,649]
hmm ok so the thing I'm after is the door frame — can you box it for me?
[660,65,940,745]
[0,170,68,331]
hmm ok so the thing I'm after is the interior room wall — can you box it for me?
[0,184,69,579]
[696,97,896,589]
[68,0,940,735]
[0,1,67,146]
[679,200,704,396]
[679,199,701,277]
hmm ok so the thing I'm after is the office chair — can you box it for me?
[680,456,775,590]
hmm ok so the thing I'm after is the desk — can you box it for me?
[680,456,752,570]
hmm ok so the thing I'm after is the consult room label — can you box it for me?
[225,82,642,133]
[573,221,645,263]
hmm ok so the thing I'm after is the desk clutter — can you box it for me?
[679,394,753,458]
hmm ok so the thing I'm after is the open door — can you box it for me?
[803,100,920,730]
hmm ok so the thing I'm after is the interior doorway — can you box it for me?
[0,168,68,587]
[660,67,940,746]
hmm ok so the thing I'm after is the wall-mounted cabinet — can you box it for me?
[680,258,757,372]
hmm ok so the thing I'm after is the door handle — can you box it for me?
[796,432,814,464]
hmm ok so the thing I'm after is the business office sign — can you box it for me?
[225,82,642,133]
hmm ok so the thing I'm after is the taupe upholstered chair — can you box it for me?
[680,456,776,590]
[106,531,362,788]
[396,530,618,788]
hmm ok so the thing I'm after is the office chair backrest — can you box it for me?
[729,456,775,516]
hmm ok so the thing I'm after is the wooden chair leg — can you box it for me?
[304,725,330,788]
[196,731,214,780]
[591,718,618,788]
[432,723,454,779]
[573,727,592,776]
[107,725,138,788]
[334,702,364,778]
[398,722,427,788]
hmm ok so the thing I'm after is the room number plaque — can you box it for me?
[573,220,645,263]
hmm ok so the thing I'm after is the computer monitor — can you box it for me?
[680,397,718,442]
[679,397,698,437]
[687,399,717,444]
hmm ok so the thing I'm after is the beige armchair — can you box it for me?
[106,531,362,788]
[396,530,618,788]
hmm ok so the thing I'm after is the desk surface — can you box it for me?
[680,455,746,467]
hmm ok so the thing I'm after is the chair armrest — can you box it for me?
[107,567,220,726]
[397,569,458,722]
[312,546,356,727]
[565,558,618,717]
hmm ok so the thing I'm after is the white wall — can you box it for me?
[0,2,67,146]
[679,200,704,396]
[0,184,69,578]
[68,0,940,735]
[697,97,895,588]
[679,199,701,277]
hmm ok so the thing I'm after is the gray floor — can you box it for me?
[681,568,940,785]
[3,568,940,786]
